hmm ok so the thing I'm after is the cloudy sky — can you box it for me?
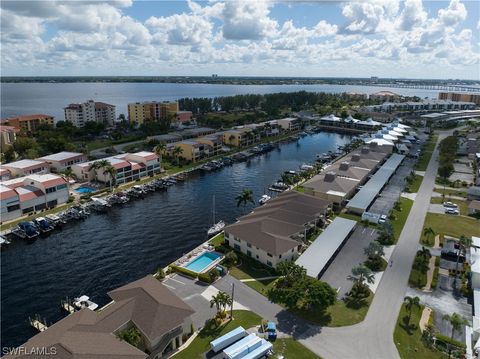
[1,0,479,79]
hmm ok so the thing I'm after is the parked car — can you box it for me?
[378,214,387,224]
[443,202,458,208]
[264,321,277,341]
[445,208,459,215]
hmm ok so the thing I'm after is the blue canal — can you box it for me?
[0,131,352,347]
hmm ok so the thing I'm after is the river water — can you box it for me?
[0,82,439,120]
[0,131,352,348]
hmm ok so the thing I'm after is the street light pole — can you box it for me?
[230,282,235,320]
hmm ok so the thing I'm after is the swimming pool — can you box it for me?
[75,186,97,194]
[184,252,222,273]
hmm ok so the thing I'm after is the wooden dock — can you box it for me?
[61,298,76,314]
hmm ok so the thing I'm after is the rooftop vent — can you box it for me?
[339,161,349,171]
[324,171,337,182]
[361,146,370,154]
[351,154,361,162]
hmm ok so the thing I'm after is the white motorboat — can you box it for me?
[207,195,225,237]
[73,295,98,311]
[259,194,271,205]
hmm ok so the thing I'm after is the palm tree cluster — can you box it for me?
[377,222,395,245]
[88,160,117,190]
[210,291,233,322]
[453,235,472,292]
[402,296,420,333]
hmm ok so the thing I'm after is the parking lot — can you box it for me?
[321,225,379,297]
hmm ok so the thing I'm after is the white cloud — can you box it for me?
[438,0,467,27]
[341,0,399,34]
[221,1,278,40]
[396,0,427,31]
[314,20,338,37]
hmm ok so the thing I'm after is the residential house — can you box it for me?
[276,117,301,131]
[37,152,88,173]
[224,191,331,268]
[0,174,69,222]
[169,140,206,163]
[196,135,222,157]
[468,200,480,216]
[222,128,257,147]
[468,187,480,201]
[4,275,195,359]
[303,171,359,207]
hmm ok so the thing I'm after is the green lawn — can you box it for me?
[421,213,480,240]
[293,292,373,327]
[272,338,322,359]
[173,310,261,359]
[430,197,468,216]
[391,198,414,243]
[408,267,427,289]
[415,135,438,171]
[295,185,305,193]
[407,174,424,193]
[209,232,225,248]
[394,304,446,359]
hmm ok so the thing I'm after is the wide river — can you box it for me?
[1,131,353,348]
[0,82,439,120]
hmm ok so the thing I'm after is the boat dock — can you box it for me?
[29,315,48,332]
[60,298,76,314]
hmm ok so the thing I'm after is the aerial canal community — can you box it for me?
[1,96,480,359]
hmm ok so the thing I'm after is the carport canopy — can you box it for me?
[296,217,356,278]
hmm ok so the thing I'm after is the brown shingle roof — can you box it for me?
[4,276,193,358]
[225,192,330,256]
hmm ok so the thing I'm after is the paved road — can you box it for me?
[213,132,450,358]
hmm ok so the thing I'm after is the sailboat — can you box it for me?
[207,195,225,237]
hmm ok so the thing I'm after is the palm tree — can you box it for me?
[417,246,432,261]
[210,293,222,315]
[103,165,117,191]
[218,291,233,313]
[442,313,468,358]
[403,296,420,329]
[454,235,472,290]
[61,167,77,181]
[423,227,435,243]
[347,265,375,286]
[235,188,254,213]
[172,146,183,165]
[153,142,167,164]
[88,161,103,183]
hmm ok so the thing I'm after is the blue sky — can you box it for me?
[1,0,479,79]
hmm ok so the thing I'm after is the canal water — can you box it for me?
[0,131,351,347]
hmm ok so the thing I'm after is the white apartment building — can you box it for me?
[0,174,69,222]
[64,100,115,127]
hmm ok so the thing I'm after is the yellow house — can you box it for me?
[222,128,256,147]
[172,140,206,163]
[196,136,222,157]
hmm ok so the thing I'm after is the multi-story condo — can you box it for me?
[276,117,302,131]
[0,114,55,133]
[72,151,160,185]
[0,125,18,151]
[37,151,88,173]
[364,99,476,113]
[196,135,222,157]
[170,140,206,163]
[224,191,331,268]
[2,159,49,178]
[438,92,480,105]
[128,101,179,125]
[222,127,258,147]
[5,275,195,358]
[64,100,116,127]
[0,173,69,222]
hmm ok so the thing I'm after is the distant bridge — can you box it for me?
[370,83,480,93]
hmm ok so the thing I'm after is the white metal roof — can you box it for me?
[295,217,357,278]
[3,159,46,169]
[38,151,84,162]
[346,154,405,212]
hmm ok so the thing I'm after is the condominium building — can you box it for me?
[438,92,480,105]
[4,275,195,359]
[2,159,49,178]
[64,100,116,127]
[0,173,69,222]
[0,114,55,133]
[37,151,88,173]
[222,128,258,147]
[170,140,206,163]
[276,117,302,131]
[224,191,331,268]
[127,101,179,125]
[196,135,222,157]
[0,125,18,151]
[72,151,160,185]
[364,99,475,113]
